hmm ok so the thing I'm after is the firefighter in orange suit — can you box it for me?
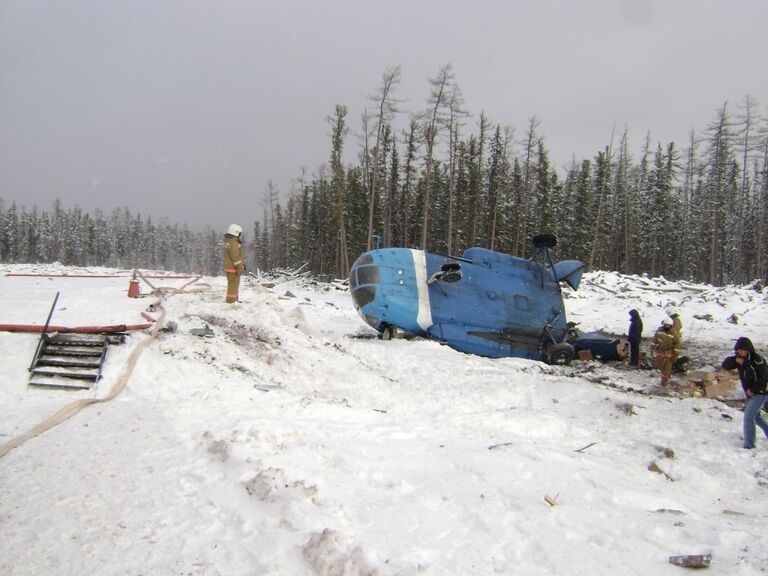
[223,224,245,303]
[666,307,683,362]
[651,317,676,385]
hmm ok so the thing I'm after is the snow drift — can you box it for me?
[1,263,767,575]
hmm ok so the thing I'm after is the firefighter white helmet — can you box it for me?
[227,224,242,237]
[662,317,673,326]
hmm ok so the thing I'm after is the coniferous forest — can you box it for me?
[2,66,767,286]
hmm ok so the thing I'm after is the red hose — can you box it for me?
[0,271,199,333]
[5,272,199,280]
[0,323,152,333]
[4,273,199,279]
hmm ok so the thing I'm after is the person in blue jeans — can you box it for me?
[722,337,768,449]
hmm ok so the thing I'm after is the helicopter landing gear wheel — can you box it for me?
[546,342,575,365]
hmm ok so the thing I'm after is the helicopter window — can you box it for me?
[357,265,380,286]
[356,254,374,266]
[352,286,376,308]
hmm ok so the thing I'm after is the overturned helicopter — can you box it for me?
[349,234,585,365]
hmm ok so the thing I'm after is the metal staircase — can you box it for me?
[27,292,124,390]
[28,332,122,389]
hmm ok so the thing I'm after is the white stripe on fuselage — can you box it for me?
[411,249,433,331]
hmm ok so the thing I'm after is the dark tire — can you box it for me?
[380,326,394,341]
[546,342,575,365]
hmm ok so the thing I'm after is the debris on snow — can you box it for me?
[302,529,378,576]
[615,402,639,416]
[668,553,712,569]
[201,431,230,462]
[648,460,674,482]
[544,494,559,507]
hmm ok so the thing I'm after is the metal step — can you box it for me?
[28,375,95,389]
[42,345,104,356]
[31,366,101,380]
[36,355,103,368]
[46,333,108,345]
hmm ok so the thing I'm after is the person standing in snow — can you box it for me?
[650,318,675,385]
[223,224,245,303]
[628,309,643,368]
[666,307,683,362]
[722,337,768,450]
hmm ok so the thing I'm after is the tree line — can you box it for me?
[0,199,221,275]
[255,66,768,286]
[2,64,767,286]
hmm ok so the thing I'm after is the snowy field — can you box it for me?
[1,262,767,575]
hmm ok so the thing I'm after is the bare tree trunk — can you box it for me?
[445,86,468,254]
[329,105,349,277]
[679,131,697,279]
[708,104,729,285]
[385,140,400,248]
[589,127,615,270]
[736,95,758,281]
[515,117,539,256]
[446,121,457,254]
[619,130,631,272]
[261,179,280,262]
[420,64,453,250]
[421,127,436,250]
[487,124,510,251]
[366,67,401,251]
[401,119,418,247]
[758,141,768,281]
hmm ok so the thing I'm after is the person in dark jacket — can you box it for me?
[722,336,768,449]
[628,309,643,368]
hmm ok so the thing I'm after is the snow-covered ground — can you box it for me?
[1,263,767,575]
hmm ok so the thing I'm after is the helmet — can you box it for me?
[666,307,679,316]
[662,318,673,326]
[227,224,242,237]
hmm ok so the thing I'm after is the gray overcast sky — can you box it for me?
[1,0,767,233]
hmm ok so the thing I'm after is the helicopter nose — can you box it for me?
[350,254,382,329]
[349,248,431,335]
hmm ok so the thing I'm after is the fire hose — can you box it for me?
[0,272,202,460]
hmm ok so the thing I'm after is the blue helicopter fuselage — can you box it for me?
[350,246,584,361]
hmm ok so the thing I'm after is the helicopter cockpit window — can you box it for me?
[350,254,375,289]
[356,254,374,266]
[352,286,376,308]
[357,266,380,286]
